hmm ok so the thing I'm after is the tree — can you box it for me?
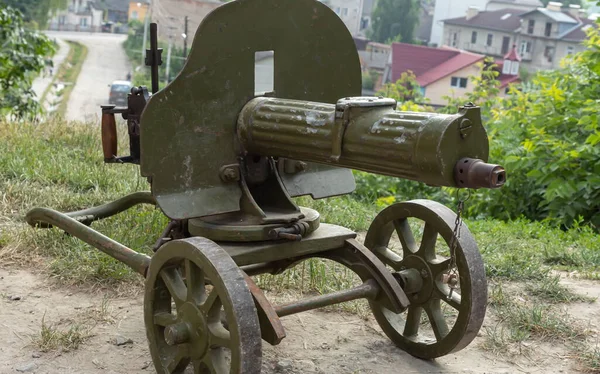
[369,0,419,44]
[0,0,67,29]
[0,6,55,119]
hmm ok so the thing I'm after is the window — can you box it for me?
[342,8,348,16]
[131,11,138,19]
[511,61,519,75]
[58,15,66,25]
[528,19,535,34]
[471,31,477,44]
[486,33,493,47]
[518,41,532,54]
[501,36,510,54]
[80,17,87,26]
[334,7,340,14]
[519,40,527,55]
[545,22,552,37]
[451,77,468,88]
[567,46,574,55]
[452,32,458,47]
[544,46,555,62]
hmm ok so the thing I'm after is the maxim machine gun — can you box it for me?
[27,0,506,372]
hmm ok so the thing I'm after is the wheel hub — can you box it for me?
[166,302,209,358]
[398,255,434,304]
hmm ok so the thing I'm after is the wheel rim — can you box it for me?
[144,237,262,374]
[364,199,487,359]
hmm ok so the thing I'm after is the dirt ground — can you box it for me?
[1,267,598,374]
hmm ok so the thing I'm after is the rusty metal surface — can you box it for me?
[243,273,286,345]
[145,237,262,373]
[454,157,506,189]
[364,199,487,359]
[217,223,356,266]
[274,279,379,317]
[237,98,491,187]
[140,0,361,220]
[25,207,151,276]
[57,191,155,226]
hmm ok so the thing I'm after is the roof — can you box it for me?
[96,0,130,12]
[498,73,521,88]
[442,8,524,32]
[488,0,542,7]
[520,8,578,23]
[359,50,390,70]
[368,42,392,50]
[504,44,521,61]
[391,43,484,87]
[561,19,597,41]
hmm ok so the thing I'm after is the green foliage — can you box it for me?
[471,26,600,230]
[369,0,419,44]
[441,58,500,116]
[369,28,600,231]
[122,19,187,88]
[0,6,55,119]
[361,71,375,90]
[0,0,67,29]
[377,70,425,103]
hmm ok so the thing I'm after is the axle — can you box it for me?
[237,97,505,189]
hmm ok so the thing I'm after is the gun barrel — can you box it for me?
[237,96,504,188]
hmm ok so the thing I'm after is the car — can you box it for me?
[101,22,113,33]
[108,80,132,106]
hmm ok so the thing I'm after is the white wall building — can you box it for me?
[48,0,103,32]
[323,0,364,35]
[430,0,542,46]
[431,0,488,46]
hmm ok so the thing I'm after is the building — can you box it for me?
[321,0,377,36]
[48,0,104,32]
[429,0,542,47]
[152,0,221,43]
[486,0,543,11]
[382,43,519,106]
[96,0,130,24]
[129,0,149,21]
[431,0,488,46]
[442,2,595,71]
[358,42,391,92]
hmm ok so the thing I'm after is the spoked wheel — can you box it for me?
[364,199,487,359]
[144,237,262,374]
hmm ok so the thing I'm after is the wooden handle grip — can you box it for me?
[101,112,118,161]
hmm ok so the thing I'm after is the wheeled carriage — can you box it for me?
[26,0,505,372]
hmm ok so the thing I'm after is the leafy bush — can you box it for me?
[366,28,600,231]
[0,6,55,119]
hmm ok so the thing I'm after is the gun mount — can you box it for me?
[26,0,506,372]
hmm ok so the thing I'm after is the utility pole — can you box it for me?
[183,16,189,58]
[141,0,152,67]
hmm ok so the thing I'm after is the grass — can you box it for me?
[54,41,88,117]
[0,118,598,287]
[577,344,600,373]
[0,118,599,363]
[35,316,92,352]
[526,276,596,303]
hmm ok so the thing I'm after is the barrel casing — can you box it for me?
[237,97,490,187]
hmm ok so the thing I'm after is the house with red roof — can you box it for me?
[382,42,520,107]
[441,2,596,71]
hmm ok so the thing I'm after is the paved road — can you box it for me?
[45,31,131,122]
